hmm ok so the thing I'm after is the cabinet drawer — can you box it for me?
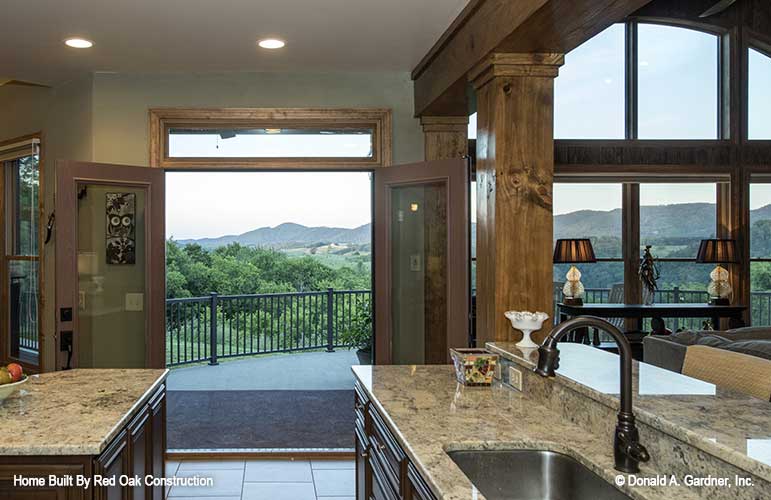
[369,407,405,487]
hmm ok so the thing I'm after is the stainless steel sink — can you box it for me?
[447,449,632,500]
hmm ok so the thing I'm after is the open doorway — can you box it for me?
[163,171,372,451]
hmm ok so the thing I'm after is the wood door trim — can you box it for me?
[149,107,393,169]
[374,159,469,364]
[55,160,165,370]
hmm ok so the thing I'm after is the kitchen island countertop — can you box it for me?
[0,368,167,455]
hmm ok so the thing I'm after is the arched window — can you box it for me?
[749,47,771,140]
[553,21,722,140]
[555,24,626,139]
[637,24,720,139]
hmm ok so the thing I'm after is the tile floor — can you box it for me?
[165,458,355,500]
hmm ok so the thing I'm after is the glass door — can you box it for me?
[374,159,470,364]
[56,161,165,369]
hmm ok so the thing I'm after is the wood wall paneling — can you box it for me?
[470,53,563,345]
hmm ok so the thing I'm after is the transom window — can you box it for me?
[150,108,392,168]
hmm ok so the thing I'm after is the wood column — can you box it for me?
[470,53,563,345]
[419,117,468,361]
[420,116,469,161]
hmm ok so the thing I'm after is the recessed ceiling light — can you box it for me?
[258,38,285,49]
[65,38,93,49]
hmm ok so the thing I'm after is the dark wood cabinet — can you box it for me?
[355,382,436,500]
[0,384,166,500]
[94,430,130,500]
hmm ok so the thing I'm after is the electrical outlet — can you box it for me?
[125,293,144,312]
[78,291,86,311]
[508,366,523,392]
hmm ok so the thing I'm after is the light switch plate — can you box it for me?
[125,293,144,312]
[508,366,523,392]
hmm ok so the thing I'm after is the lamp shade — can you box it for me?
[553,239,597,264]
[695,239,737,264]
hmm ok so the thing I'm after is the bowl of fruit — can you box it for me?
[0,363,27,402]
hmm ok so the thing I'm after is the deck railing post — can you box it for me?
[326,288,335,352]
[209,292,219,365]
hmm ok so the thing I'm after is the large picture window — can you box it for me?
[748,48,771,140]
[555,24,625,139]
[1,137,41,367]
[553,184,623,305]
[554,21,722,140]
[637,24,719,139]
[750,184,771,325]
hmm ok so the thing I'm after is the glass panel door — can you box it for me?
[77,185,147,368]
[374,159,469,364]
[56,161,165,369]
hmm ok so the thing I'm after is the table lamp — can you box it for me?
[695,239,737,305]
[553,239,597,306]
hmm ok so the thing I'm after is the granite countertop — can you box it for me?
[353,364,713,500]
[487,342,771,483]
[0,368,168,455]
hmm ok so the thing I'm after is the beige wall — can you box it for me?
[91,71,423,166]
[2,70,422,371]
[0,77,94,372]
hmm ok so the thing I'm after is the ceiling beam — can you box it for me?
[412,0,654,117]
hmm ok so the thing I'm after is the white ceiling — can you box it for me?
[0,0,469,86]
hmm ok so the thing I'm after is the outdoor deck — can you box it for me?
[166,350,360,451]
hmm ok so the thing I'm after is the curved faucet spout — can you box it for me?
[534,316,649,473]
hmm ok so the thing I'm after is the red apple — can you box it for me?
[6,363,23,382]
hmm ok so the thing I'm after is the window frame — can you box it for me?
[149,108,393,169]
[0,132,44,371]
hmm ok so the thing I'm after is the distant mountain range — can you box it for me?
[555,203,771,239]
[176,222,371,250]
[174,203,771,250]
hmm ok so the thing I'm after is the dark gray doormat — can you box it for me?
[167,390,354,449]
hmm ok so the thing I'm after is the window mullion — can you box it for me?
[625,21,639,140]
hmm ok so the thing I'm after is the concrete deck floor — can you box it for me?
[167,349,360,391]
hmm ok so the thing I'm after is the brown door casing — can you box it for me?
[55,160,165,369]
[373,159,469,365]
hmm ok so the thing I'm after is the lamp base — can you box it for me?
[564,297,584,306]
[709,297,730,306]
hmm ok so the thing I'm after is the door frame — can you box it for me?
[373,158,470,364]
[55,160,165,369]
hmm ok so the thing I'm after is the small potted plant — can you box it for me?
[339,297,372,365]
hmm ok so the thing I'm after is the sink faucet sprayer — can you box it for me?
[534,316,651,473]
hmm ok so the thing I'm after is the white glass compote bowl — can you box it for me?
[504,311,550,350]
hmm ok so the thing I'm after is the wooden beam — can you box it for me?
[421,116,469,161]
[470,53,563,345]
[412,0,548,116]
[412,0,653,117]
[499,0,653,53]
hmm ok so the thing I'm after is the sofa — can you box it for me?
[644,328,771,400]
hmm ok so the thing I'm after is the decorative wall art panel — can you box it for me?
[106,193,136,265]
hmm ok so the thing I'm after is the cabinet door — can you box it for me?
[149,389,166,500]
[355,422,370,500]
[129,410,151,500]
[407,464,436,500]
[95,430,130,500]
